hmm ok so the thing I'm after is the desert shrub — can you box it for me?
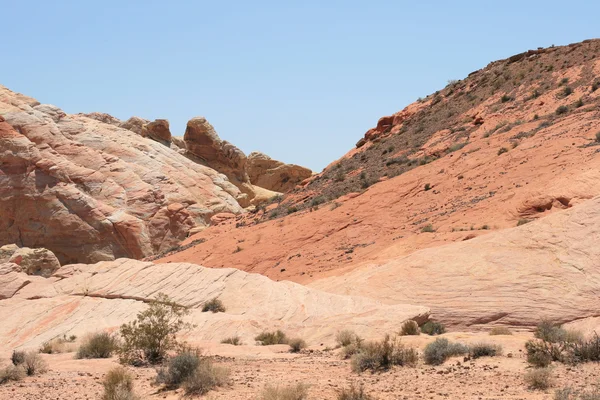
[570,333,600,363]
[400,320,420,336]
[489,327,512,336]
[555,387,600,400]
[525,340,561,367]
[420,321,446,336]
[424,183,431,191]
[11,350,25,365]
[556,105,569,115]
[23,351,48,376]
[593,82,600,92]
[524,367,553,390]
[118,293,192,365]
[423,338,469,365]
[341,342,363,360]
[102,366,139,400]
[575,98,584,108]
[535,320,568,343]
[255,330,288,345]
[336,330,360,347]
[260,383,309,400]
[220,336,242,345]
[421,224,435,233]
[182,359,230,396]
[156,349,201,387]
[595,132,600,142]
[517,219,532,226]
[39,334,77,354]
[337,384,373,400]
[497,147,508,155]
[563,86,573,97]
[351,335,417,373]
[289,338,307,353]
[76,332,119,359]
[501,94,513,103]
[470,343,502,359]
[0,365,24,385]
[202,297,225,313]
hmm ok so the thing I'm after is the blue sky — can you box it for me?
[3,1,598,171]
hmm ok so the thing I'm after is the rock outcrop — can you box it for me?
[0,85,243,265]
[118,116,149,135]
[0,258,428,351]
[140,118,171,146]
[0,244,60,277]
[247,152,312,192]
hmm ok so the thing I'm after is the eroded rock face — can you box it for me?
[0,85,243,264]
[247,151,312,192]
[119,116,149,135]
[184,117,249,182]
[140,119,171,146]
[0,245,60,277]
[80,112,121,126]
[0,258,429,350]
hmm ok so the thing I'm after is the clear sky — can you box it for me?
[3,1,598,171]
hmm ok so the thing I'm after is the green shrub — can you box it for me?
[400,320,420,336]
[423,338,469,365]
[556,105,569,115]
[255,330,288,345]
[260,383,309,400]
[23,351,47,376]
[421,224,435,233]
[76,332,119,359]
[221,336,242,345]
[289,338,307,353]
[524,367,553,390]
[0,365,24,385]
[535,320,567,343]
[118,293,192,365]
[469,343,502,359]
[563,86,573,97]
[497,147,508,155]
[11,350,25,366]
[102,366,139,400]
[420,321,446,336]
[525,340,559,367]
[156,349,201,387]
[570,333,600,363]
[202,297,225,313]
[336,330,360,347]
[337,384,373,400]
[182,358,230,396]
[350,335,417,373]
[489,327,512,335]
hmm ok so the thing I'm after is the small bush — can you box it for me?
[255,330,288,345]
[289,338,307,353]
[593,82,600,92]
[351,335,417,373]
[470,343,502,359]
[535,320,567,343]
[555,387,600,400]
[118,293,192,365]
[421,224,435,233]
[0,365,24,385]
[202,297,226,313]
[11,350,25,366]
[23,351,48,376]
[497,147,508,155]
[156,349,201,387]
[39,334,77,354]
[336,330,359,347]
[182,358,230,396]
[424,183,431,191]
[400,320,420,336]
[563,86,573,97]
[76,332,119,359]
[501,94,513,103]
[570,333,600,363]
[575,98,584,108]
[102,366,139,400]
[525,340,558,367]
[595,131,600,142]
[340,342,362,360]
[517,219,532,226]
[556,105,569,115]
[423,338,469,365]
[489,327,512,336]
[420,321,446,336]
[221,336,242,346]
[337,384,373,400]
[524,367,553,390]
[261,383,309,400]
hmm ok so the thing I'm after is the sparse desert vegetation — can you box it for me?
[76,332,119,359]
[202,297,226,313]
[255,330,289,346]
[260,383,309,400]
[423,338,469,365]
[351,335,417,372]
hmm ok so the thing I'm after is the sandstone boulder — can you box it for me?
[80,112,121,126]
[119,116,149,135]
[0,245,60,277]
[247,151,312,192]
[140,119,171,146]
